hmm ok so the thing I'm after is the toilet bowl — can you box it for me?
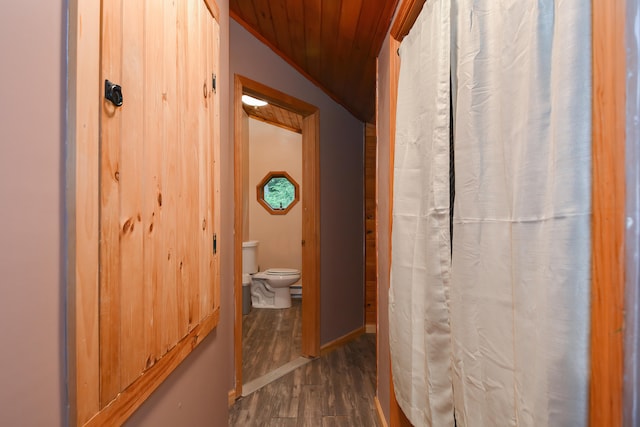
[251,268,300,309]
[242,240,300,309]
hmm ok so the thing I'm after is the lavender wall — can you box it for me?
[0,1,66,424]
[230,20,366,344]
[376,33,394,424]
[0,1,234,425]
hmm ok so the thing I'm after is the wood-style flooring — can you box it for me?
[231,301,379,426]
[242,299,303,384]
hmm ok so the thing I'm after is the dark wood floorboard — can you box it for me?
[230,334,379,427]
[243,299,302,384]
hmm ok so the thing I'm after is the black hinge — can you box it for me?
[213,233,217,255]
[212,73,217,94]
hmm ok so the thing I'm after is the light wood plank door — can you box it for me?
[89,0,221,422]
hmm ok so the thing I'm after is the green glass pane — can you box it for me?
[263,176,295,210]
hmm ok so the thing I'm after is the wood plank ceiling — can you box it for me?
[230,0,400,123]
[243,103,303,133]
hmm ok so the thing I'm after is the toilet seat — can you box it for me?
[266,268,299,276]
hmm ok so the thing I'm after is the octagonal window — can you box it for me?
[257,171,300,215]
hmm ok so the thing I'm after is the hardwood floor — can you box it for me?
[243,299,303,384]
[230,333,379,426]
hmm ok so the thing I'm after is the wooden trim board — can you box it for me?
[228,389,236,408]
[365,122,378,326]
[233,74,321,400]
[375,56,380,398]
[68,0,102,423]
[233,75,244,398]
[375,396,390,427]
[590,0,626,425]
[320,327,365,356]
[85,311,219,427]
[390,0,426,42]
[301,110,322,358]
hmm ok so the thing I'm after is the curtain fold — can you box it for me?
[388,0,454,426]
[449,1,591,426]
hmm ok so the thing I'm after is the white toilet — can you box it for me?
[242,241,301,309]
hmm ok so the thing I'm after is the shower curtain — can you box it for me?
[389,1,591,426]
[389,0,454,425]
[450,1,591,425]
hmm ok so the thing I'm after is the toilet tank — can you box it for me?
[242,240,259,274]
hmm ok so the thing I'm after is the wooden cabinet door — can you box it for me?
[98,0,220,412]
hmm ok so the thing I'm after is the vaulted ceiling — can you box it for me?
[230,0,400,123]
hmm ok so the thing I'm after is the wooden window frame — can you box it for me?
[256,171,300,215]
[67,1,221,425]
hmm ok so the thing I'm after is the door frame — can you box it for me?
[233,75,321,398]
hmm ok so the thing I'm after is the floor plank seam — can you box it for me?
[242,356,313,397]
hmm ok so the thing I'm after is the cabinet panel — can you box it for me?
[72,0,221,424]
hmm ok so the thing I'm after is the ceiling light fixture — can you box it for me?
[242,95,268,107]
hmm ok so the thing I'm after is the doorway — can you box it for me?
[233,75,320,399]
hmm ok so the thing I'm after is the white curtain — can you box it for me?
[390,1,591,426]
[449,1,591,425]
[389,0,454,425]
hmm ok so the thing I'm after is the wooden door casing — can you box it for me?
[232,75,321,400]
[365,122,377,328]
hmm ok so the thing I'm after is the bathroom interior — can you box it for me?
[240,92,305,390]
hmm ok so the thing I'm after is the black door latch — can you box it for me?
[105,79,123,107]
